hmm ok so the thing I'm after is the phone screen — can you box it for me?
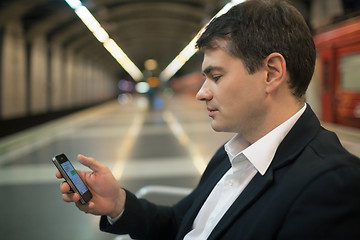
[53,153,92,204]
[60,161,89,195]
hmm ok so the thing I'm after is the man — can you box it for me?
[57,0,360,239]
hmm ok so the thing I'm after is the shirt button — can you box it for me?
[226,179,234,186]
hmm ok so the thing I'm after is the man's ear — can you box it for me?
[264,52,287,94]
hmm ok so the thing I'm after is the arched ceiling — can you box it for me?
[0,0,224,78]
[4,0,357,79]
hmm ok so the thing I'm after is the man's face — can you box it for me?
[196,46,268,140]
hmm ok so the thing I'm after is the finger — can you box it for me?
[77,154,103,172]
[87,201,95,209]
[62,193,80,203]
[55,171,63,179]
[60,181,71,194]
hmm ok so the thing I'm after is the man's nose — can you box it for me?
[196,79,212,101]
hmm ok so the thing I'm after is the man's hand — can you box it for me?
[56,154,125,218]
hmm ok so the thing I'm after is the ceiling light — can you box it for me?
[104,39,143,81]
[159,0,245,81]
[64,0,143,81]
[64,0,82,9]
[144,59,158,71]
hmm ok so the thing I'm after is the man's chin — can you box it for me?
[210,122,234,133]
[210,122,224,132]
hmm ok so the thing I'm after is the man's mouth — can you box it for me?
[207,107,218,117]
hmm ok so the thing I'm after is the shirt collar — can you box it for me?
[225,104,307,175]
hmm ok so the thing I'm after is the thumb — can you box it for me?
[77,154,102,172]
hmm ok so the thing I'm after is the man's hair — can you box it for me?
[196,0,316,99]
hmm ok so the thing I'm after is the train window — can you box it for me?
[340,53,360,91]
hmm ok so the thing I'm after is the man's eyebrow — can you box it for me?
[202,66,224,76]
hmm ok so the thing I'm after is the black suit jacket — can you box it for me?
[100,105,360,239]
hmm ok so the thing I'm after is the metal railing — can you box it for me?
[114,185,193,240]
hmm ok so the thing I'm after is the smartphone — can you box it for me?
[52,153,92,204]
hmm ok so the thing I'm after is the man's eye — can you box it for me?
[213,75,221,81]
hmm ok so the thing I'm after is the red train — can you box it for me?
[314,17,360,128]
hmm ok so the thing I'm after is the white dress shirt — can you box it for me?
[184,104,306,239]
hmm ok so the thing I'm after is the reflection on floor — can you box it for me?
[0,95,233,240]
[0,95,359,240]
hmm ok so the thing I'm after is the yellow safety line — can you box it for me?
[111,111,145,180]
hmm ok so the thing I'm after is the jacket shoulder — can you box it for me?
[308,126,360,166]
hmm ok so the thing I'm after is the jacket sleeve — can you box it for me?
[100,189,179,239]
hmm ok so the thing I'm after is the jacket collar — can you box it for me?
[272,104,321,170]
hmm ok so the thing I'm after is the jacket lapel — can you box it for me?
[208,169,274,240]
[176,150,231,240]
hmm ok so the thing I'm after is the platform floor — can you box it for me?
[0,95,359,240]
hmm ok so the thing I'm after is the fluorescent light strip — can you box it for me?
[159,0,245,81]
[104,39,144,81]
[74,6,109,43]
[64,0,143,81]
[159,29,203,81]
[65,0,82,9]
